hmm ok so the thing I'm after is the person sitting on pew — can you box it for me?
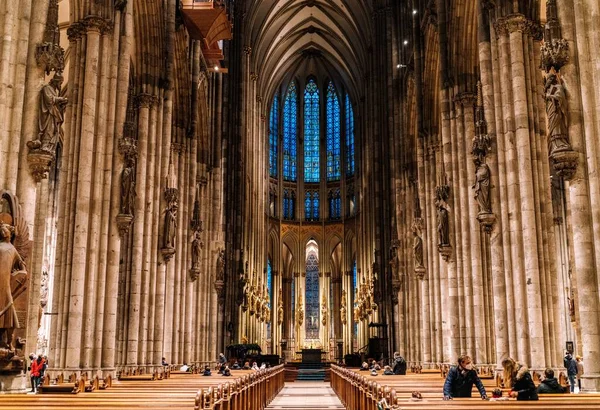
[202,365,212,376]
[179,364,190,372]
[537,368,566,394]
[242,361,251,370]
[161,357,168,366]
[370,368,378,376]
[360,362,369,371]
[373,363,381,371]
[231,362,241,370]
[502,357,538,400]
[443,355,488,400]
[222,365,231,376]
[392,352,407,375]
[383,365,394,375]
[251,362,259,371]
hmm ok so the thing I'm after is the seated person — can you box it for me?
[537,368,566,394]
[409,391,423,402]
[251,362,259,371]
[222,365,231,376]
[383,365,394,375]
[443,355,487,400]
[202,365,212,376]
[161,357,168,367]
[368,359,376,369]
[392,352,407,375]
[260,362,266,370]
[370,369,378,376]
[231,361,241,370]
[242,361,251,370]
[179,364,190,372]
[360,362,369,371]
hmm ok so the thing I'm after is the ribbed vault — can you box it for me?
[246,0,372,102]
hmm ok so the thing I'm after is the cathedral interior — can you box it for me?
[1,0,600,401]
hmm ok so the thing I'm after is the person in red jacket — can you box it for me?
[30,355,43,393]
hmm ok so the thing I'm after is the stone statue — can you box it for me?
[0,224,27,350]
[120,157,136,215]
[29,72,67,153]
[544,73,571,156]
[473,157,492,214]
[412,226,424,269]
[340,289,347,325]
[435,190,450,247]
[321,294,327,326]
[216,248,225,281]
[164,200,178,249]
[191,231,202,270]
[297,295,304,326]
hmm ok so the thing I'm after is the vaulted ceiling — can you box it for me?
[246,0,373,103]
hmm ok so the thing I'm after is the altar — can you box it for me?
[300,348,323,363]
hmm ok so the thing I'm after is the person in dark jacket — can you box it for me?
[564,352,578,392]
[443,355,487,400]
[202,365,212,376]
[502,358,538,400]
[392,352,407,375]
[537,368,566,394]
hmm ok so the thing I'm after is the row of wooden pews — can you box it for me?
[0,364,284,410]
[331,365,600,409]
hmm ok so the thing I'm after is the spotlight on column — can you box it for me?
[214,65,220,71]
[413,9,418,15]
[403,40,409,45]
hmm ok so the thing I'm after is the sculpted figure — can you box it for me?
[164,200,178,249]
[191,231,202,270]
[30,72,68,152]
[413,227,424,269]
[120,157,136,215]
[473,157,492,214]
[436,196,450,246]
[544,73,571,156]
[216,248,225,281]
[297,295,304,326]
[0,224,27,350]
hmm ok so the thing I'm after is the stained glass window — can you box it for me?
[304,79,320,182]
[345,94,355,177]
[305,253,320,339]
[327,82,341,181]
[284,82,297,181]
[329,189,341,220]
[269,95,279,178]
[313,192,319,220]
[283,189,290,219]
[352,260,357,338]
[305,191,312,220]
[267,259,272,338]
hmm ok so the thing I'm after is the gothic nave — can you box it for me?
[1,0,600,398]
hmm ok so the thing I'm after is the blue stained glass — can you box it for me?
[352,260,357,338]
[313,192,319,220]
[345,94,355,177]
[327,82,341,181]
[305,253,319,339]
[283,190,289,219]
[269,95,279,178]
[284,83,297,181]
[305,191,311,220]
[335,196,341,219]
[329,190,341,220]
[304,79,320,182]
[267,259,272,338]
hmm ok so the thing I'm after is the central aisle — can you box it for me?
[266,381,346,410]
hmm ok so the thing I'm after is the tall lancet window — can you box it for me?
[345,93,355,177]
[304,79,320,182]
[267,259,273,338]
[326,82,341,181]
[283,82,298,181]
[269,95,279,178]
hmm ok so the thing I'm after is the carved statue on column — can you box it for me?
[544,73,571,156]
[340,289,347,325]
[188,231,203,282]
[216,249,225,281]
[473,157,492,214]
[321,294,327,326]
[412,219,426,280]
[0,192,30,372]
[161,188,179,262]
[435,184,452,260]
[120,157,136,215]
[27,72,68,182]
[277,289,284,325]
[297,295,304,326]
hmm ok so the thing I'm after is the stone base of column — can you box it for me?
[581,373,600,392]
[0,373,27,393]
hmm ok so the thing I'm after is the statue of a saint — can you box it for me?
[120,157,136,215]
[191,231,202,270]
[436,199,450,246]
[321,295,327,326]
[473,157,492,214]
[216,248,225,281]
[297,295,304,326]
[0,224,27,350]
[340,289,347,325]
[164,201,178,249]
[413,227,424,269]
[30,72,68,153]
[544,73,571,156]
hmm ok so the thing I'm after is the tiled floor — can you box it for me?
[267,382,346,409]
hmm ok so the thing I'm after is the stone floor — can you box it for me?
[266,382,346,410]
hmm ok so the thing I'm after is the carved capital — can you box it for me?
[36,43,65,74]
[454,92,477,107]
[84,16,112,34]
[27,151,55,183]
[551,150,578,181]
[116,213,134,236]
[136,93,157,109]
[67,22,86,42]
[243,45,252,55]
[541,39,570,72]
